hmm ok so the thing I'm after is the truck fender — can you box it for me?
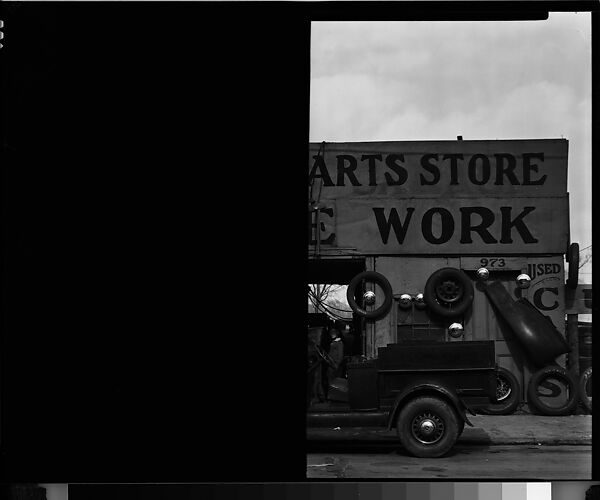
[386,382,474,430]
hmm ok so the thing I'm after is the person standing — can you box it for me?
[327,327,344,382]
[308,327,325,405]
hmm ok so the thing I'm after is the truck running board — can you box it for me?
[307,411,388,428]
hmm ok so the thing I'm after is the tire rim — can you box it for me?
[496,375,512,402]
[411,412,445,445]
[435,280,464,304]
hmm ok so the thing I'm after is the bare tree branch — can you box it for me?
[579,248,592,269]
[309,284,343,302]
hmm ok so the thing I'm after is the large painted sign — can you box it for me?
[308,140,569,255]
[565,285,592,315]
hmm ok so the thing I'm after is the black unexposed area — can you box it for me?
[0,2,308,482]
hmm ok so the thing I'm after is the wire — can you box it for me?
[307,289,352,313]
[308,293,351,322]
[307,288,353,314]
[318,304,350,323]
[308,295,345,320]
[308,296,341,322]
[319,301,353,313]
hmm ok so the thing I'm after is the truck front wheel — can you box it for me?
[396,396,460,458]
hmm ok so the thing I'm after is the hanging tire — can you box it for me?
[527,365,579,416]
[567,242,579,289]
[579,367,592,414]
[396,396,460,458]
[480,367,521,415]
[346,271,393,320]
[424,267,474,318]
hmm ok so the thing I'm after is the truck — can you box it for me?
[307,336,497,457]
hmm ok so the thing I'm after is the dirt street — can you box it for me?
[307,443,591,479]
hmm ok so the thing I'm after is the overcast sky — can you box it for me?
[310,14,591,280]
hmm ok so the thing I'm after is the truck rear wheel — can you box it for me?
[396,396,459,458]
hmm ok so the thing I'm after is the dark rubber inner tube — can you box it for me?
[346,271,393,320]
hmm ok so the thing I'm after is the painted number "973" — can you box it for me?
[480,258,506,268]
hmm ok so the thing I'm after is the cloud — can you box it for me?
[311,15,590,134]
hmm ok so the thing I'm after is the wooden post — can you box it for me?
[566,313,579,377]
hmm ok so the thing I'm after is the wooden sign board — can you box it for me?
[565,285,592,315]
[309,139,569,255]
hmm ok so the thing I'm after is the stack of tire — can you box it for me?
[480,252,581,417]
[483,287,579,416]
[484,328,593,416]
[567,244,592,414]
[481,358,581,417]
[519,243,590,416]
